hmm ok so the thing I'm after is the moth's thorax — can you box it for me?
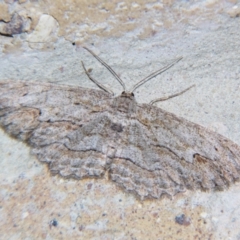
[112,91,136,114]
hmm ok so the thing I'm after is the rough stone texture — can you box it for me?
[27,14,59,43]
[0,0,240,239]
[0,2,11,22]
[0,13,30,36]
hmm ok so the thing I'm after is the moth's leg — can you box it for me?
[150,85,195,105]
[81,61,114,95]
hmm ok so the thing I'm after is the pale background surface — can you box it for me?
[0,1,240,239]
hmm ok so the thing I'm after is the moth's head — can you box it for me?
[113,91,136,113]
[120,91,135,100]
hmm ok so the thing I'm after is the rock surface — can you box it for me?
[0,1,240,239]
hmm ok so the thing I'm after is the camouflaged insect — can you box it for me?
[0,48,240,200]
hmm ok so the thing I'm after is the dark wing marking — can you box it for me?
[109,103,240,199]
[0,80,112,179]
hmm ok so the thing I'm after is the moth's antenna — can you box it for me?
[81,61,114,95]
[131,57,183,93]
[83,47,126,91]
[150,85,195,105]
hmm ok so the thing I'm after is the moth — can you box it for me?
[0,47,239,200]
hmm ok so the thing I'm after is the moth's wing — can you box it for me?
[0,80,112,178]
[109,103,240,199]
[2,81,240,200]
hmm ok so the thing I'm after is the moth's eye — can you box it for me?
[122,91,125,94]
[131,93,134,97]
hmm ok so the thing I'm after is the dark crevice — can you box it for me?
[0,32,13,37]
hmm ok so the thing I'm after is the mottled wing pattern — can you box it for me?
[1,80,240,200]
[0,80,113,179]
[109,104,240,198]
